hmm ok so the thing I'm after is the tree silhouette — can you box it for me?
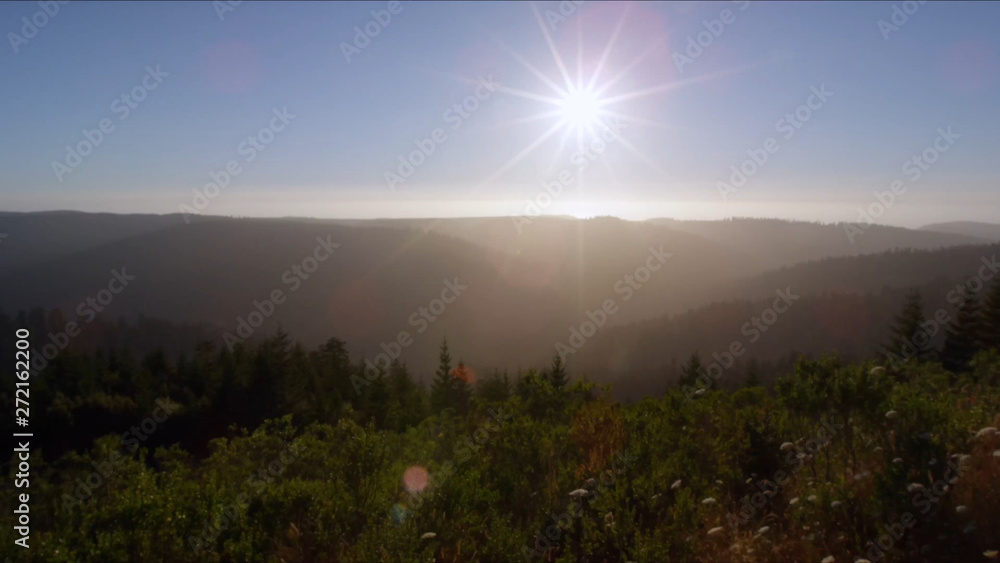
[430,338,454,413]
[884,290,934,369]
[547,353,569,389]
[942,296,981,373]
[679,352,704,387]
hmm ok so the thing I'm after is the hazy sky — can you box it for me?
[1,1,998,226]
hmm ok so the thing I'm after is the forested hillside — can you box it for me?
[2,280,1000,561]
[1,213,997,377]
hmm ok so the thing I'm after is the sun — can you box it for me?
[465,2,751,189]
[558,87,604,132]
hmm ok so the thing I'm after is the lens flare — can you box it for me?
[403,465,429,494]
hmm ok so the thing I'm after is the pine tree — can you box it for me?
[942,296,981,373]
[362,360,391,427]
[679,353,704,386]
[547,354,569,389]
[982,279,1000,351]
[430,338,454,413]
[884,290,934,368]
[317,337,354,407]
[387,360,426,429]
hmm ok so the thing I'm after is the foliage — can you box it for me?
[4,293,1000,562]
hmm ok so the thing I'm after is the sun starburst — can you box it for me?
[557,86,605,133]
[451,2,758,192]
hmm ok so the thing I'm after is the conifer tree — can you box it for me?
[317,337,353,404]
[430,338,454,412]
[547,353,569,389]
[387,360,426,429]
[362,360,391,427]
[884,290,934,368]
[942,296,981,373]
[679,352,704,386]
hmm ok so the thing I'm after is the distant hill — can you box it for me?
[0,217,573,373]
[575,242,1000,397]
[328,216,987,275]
[0,210,198,271]
[649,217,988,272]
[1,212,997,383]
[920,221,1000,241]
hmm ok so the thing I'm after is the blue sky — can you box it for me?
[1,1,997,225]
